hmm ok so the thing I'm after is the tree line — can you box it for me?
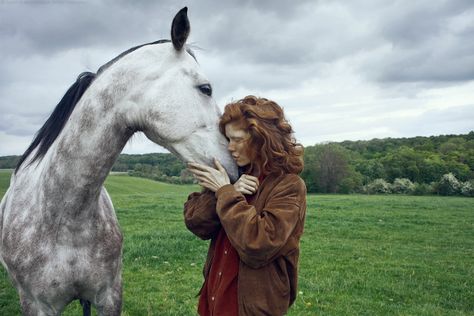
[0,153,193,185]
[301,132,474,196]
[1,132,472,196]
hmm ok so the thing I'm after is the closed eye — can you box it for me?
[197,83,212,97]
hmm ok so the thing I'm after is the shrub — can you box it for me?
[180,169,196,184]
[365,179,391,194]
[412,182,433,196]
[338,171,363,194]
[169,176,181,184]
[436,173,461,196]
[392,178,415,194]
[461,180,474,197]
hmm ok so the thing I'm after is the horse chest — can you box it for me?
[7,245,118,302]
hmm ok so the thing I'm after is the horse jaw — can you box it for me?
[143,125,238,182]
[172,132,238,182]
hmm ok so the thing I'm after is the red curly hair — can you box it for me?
[219,95,304,176]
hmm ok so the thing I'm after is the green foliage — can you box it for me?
[0,156,19,169]
[412,182,434,196]
[114,153,194,184]
[354,159,386,184]
[113,153,185,177]
[338,170,363,194]
[304,132,473,194]
[302,144,362,194]
[1,172,473,315]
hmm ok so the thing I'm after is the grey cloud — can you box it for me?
[366,1,474,83]
[1,0,473,154]
[378,0,471,46]
[376,49,474,83]
[195,2,376,66]
[0,0,172,57]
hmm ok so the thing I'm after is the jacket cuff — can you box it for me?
[215,184,236,198]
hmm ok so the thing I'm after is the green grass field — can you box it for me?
[0,169,473,315]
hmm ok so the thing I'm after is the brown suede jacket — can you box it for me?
[184,172,307,316]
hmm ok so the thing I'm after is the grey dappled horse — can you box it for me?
[0,7,237,316]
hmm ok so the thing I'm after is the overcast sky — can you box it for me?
[1,0,473,156]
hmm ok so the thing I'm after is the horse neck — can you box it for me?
[40,90,133,217]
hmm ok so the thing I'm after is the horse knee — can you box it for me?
[96,282,122,316]
[20,295,41,316]
[20,292,59,316]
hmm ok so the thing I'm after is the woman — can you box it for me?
[184,96,306,316]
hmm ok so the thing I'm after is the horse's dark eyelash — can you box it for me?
[197,84,212,96]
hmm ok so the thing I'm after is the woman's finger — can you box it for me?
[242,179,258,190]
[240,188,252,195]
[235,185,252,195]
[187,162,203,170]
[187,166,203,175]
[243,175,259,186]
[188,162,215,173]
[188,168,211,178]
[236,182,257,194]
[214,158,226,172]
[195,175,212,184]
[197,179,215,191]
[240,182,256,192]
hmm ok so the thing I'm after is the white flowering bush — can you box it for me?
[365,179,391,194]
[392,178,415,194]
[437,173,462,196]
[461,180,474,197]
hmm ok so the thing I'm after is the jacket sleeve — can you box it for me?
[215,174,306,269]
[183,189,221,240]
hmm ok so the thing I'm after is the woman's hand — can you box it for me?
[233,174,259,195]
[187,159,230,192]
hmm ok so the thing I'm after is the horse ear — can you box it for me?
[171,7,190,51]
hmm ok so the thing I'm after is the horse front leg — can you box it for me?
[95,276,122,316]
[19,293,38,316]
[19,291,56,316]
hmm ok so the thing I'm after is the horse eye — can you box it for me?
[197,84,212,97]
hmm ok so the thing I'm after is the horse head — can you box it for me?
[94,7,238,181]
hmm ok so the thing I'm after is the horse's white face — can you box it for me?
[102,42,238,180]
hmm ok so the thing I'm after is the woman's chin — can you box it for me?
[237,162,250,167]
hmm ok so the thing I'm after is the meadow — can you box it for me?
[0,169,473,315]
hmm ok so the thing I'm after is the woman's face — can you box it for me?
[225,122,251,167]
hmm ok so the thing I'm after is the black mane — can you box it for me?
[14,39,181,173]
[15,72,96,173]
